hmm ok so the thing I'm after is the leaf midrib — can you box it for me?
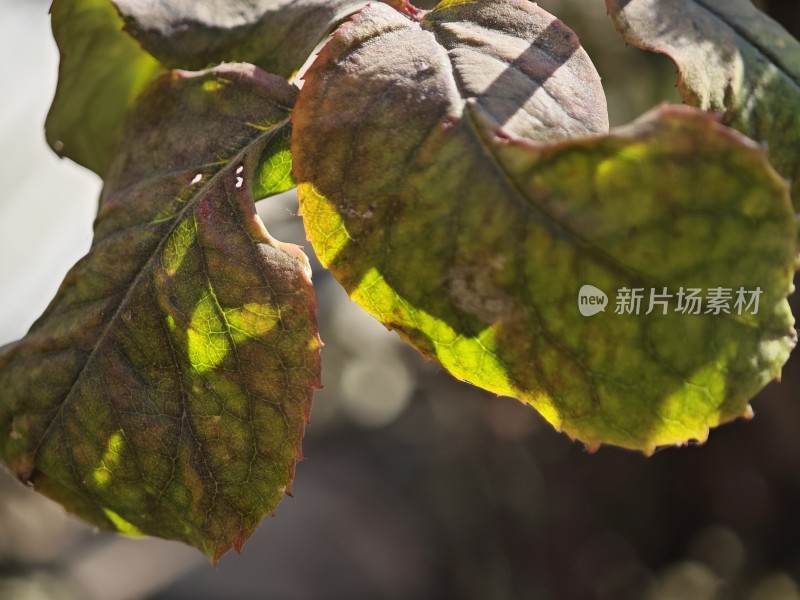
[30,118,290,465]
[417,7,654,287]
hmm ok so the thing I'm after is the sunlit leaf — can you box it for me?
[606,0,800,211]
[1,64,320,561]
[292,0,797,452]
[46,0,164,175]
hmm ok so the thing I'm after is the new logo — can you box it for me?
[578,285,608,317]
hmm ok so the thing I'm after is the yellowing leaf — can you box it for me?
[0,65,320,561]
[46,0,164,175]
[292,0,797,452]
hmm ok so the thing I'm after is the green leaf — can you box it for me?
[292,1,797,452]
[606,0,800,211]
[45,0,164,175]
[1,64,321,561]
[113,0,372,79]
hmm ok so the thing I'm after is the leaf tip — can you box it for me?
[583,441,601,454]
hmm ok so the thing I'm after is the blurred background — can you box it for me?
[1,0,799,598]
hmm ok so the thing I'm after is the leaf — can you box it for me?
[606,0,800,211]
[292,1,798,452]
[46,0,164,175]
[0,64,321,561]
[113,0,372,79]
